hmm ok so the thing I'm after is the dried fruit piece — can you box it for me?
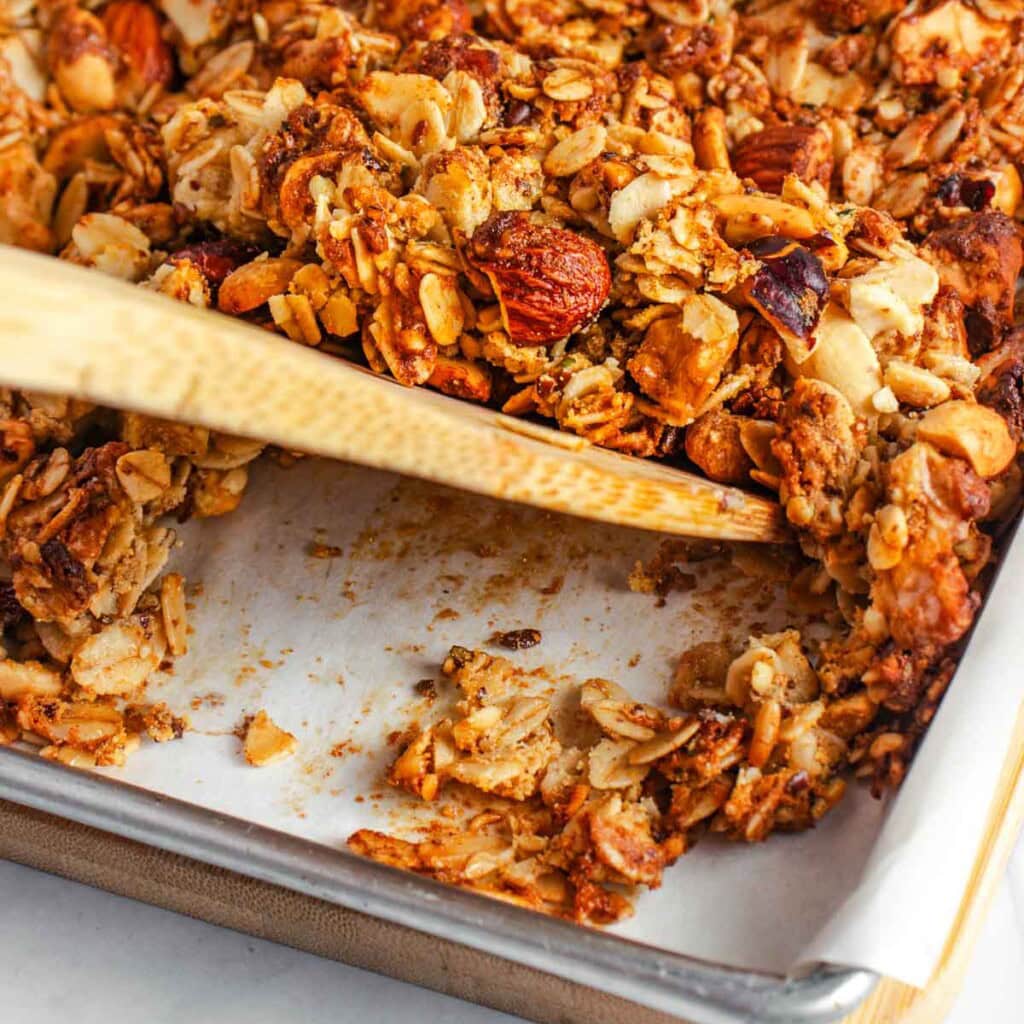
[732,126,833,194]
[466,213,610,346]
[741,237,828,363]
[170,240,261,289]
[916,401,1016,478]
[937,174,996,212]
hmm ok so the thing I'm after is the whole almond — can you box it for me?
[103,0,174,90]
[733,125,833,194]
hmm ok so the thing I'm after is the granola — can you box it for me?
[1,0,1023,920]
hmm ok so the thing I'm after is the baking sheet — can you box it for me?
[93,455,1018,987]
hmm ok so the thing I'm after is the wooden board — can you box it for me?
[1,706,1021,1024]
[842,703,1024,1024]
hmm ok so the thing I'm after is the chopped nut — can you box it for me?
[219,259,304,315]
[693,108,730,171]
[418,272,465,347]
[47,7,117,113]
[733,126,833,194]
[710,194,817,245]
[799,303,882,415]
[116,450,171,503]
[160,573,188,657]
[243,710,298,766]
[103,0,174,93]
[628,293,739,425]
[842,257,939,341]
[0,659,63,700]
[884,361,952,408]
[916,401,1017,478]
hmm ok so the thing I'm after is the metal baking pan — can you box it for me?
[0,743,876,1023]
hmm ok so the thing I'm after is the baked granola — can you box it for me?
[1,0,1023,918]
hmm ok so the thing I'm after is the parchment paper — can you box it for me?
[105,456,1021,987]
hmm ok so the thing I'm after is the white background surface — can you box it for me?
[2,835,1022,1024]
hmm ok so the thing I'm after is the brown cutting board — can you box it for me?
[1,707,1022,1024]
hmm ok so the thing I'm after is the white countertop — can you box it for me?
[3,836,1022,1024]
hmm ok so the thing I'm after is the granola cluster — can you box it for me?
[2,0,1024,915]
[351,644,851,923]
[0,405,261,765]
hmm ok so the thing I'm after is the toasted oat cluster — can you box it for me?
[351,644,854,923]
[0,416,257,765]
[2,0,1024,910]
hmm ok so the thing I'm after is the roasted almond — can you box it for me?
[103,0,174,90]
[732,125,833,194]
[218,258,304,314]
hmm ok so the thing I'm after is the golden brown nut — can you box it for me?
[684,409,755,485]
[888,0,1010,88]
[375,0,471,41]
[628,295,739,426]
[710,194,817,245]
[218,258,304,314]
[732,126,833,194]
[922,213,1023,345]
[243,710,298,766]
[466,212,611,346]
[103,0,174,92]
[916,401,1016,478]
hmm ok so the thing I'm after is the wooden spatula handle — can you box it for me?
[0,246,786,542]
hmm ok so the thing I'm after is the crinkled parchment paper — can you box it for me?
[110,457,1021,987]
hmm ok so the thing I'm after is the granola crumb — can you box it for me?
[308,542,343,559]
[413,678,437,701]
[243,710,297,767]
[489,628,542,650]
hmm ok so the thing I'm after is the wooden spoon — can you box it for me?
[0,246,787,542]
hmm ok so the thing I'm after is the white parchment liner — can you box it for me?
[108,456,1022,988]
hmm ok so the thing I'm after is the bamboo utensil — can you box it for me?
[0,246,786,542]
